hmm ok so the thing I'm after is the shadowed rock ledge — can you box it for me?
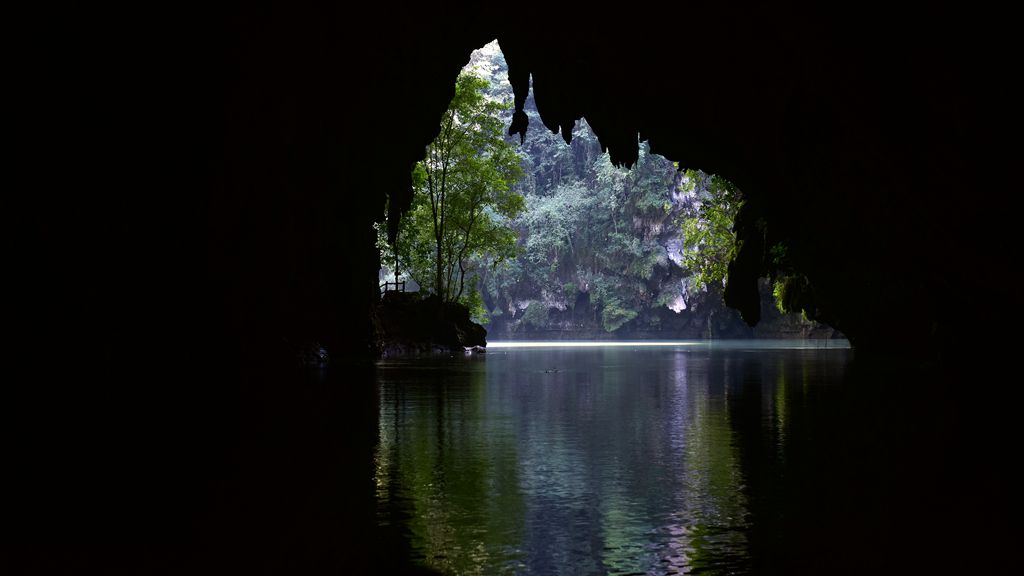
[373,292,487,357]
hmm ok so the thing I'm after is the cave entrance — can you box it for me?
[380,40,838,341]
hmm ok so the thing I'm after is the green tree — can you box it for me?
[382,73,524,309]
[678,169,742,293]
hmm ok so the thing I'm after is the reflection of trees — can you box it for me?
[675,352,751,574]
[724,349,850,574]
[373,348,853,575]
[375,363,525,574]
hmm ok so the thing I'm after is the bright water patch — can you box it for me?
[488,339,850,350]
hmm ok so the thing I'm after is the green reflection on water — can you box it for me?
[375,365,526,574]
[374,347,812,574]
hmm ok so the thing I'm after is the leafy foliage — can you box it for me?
[460,45,753,335]
[380,72,525,317]
[485,126,697,332]
[677,170,742,293]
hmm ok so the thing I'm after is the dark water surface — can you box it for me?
[375,342,843,574]
[21,332,1018,576]
[50,339,1011,575]
[371,340,1013,575]
[129,340,1012,575]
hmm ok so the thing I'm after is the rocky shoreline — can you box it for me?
[373,292,487,358]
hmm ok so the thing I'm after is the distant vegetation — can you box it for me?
[381,42,828,338]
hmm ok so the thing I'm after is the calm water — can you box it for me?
[374,341,860,575]
[123,339,1009,574]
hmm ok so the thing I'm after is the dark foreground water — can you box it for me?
[371,341,1013,575]
[32,338,1012,575]
[22,342,1016,574]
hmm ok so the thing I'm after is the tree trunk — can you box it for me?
[436,243,444,300]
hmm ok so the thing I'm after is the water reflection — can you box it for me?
[375,342,852,574]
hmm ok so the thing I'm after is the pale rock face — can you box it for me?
[668,294,687,313]
[666,238,684,266]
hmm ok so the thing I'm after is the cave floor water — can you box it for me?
[367,340,1012,575]
[181,340,1013,575]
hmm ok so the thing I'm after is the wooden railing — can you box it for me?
[380,280,406,293]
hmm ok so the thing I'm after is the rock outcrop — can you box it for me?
[374,292,487,356]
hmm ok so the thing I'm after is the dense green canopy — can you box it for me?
[380,72,524,315]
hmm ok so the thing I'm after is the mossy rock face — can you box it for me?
[374,294,487,356]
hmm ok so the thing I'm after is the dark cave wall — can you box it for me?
[209,5,496,359]
[20,3,1020,572]
[204,2,1017,364]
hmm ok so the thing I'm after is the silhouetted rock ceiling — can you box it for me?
[22,7,1019,572]
[206,2,1017,360]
